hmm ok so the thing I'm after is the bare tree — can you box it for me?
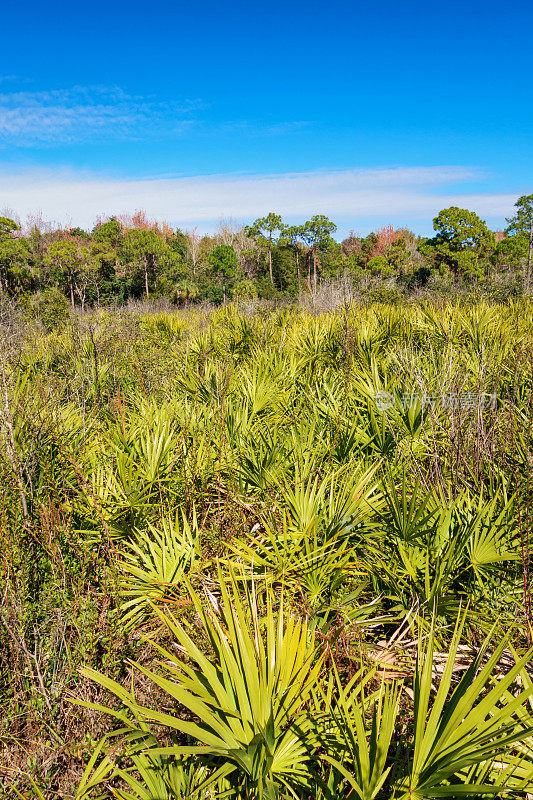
[186,227,201,275]
[216,219,259,274]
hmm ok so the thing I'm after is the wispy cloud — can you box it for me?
[0,85,201,145]
[0,75,27,85]
[218,120,311,137]
[0,165,517,234]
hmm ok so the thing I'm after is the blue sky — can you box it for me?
[0,0,531,238]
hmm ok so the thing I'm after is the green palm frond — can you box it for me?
[75,567,323,799]
[118,509,200,629]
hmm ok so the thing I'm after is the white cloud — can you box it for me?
[0,85,200,145]
[0,164,517,234]
[0,75,25,84]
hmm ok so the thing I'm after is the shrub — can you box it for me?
[25,287,72,331]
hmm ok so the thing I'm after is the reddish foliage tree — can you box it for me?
[341,230,362,257]
[374,225,411,255]
[95,210,174,241]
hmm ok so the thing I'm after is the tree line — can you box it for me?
[0,196,532,313]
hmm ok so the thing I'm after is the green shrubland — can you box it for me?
[3,298,533,798]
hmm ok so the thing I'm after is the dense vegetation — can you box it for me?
[0,194,533,312]
[2,293,533,798]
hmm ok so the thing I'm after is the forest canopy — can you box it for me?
[1,197,532,313]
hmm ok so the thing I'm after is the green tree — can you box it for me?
[68,226,90,240]
[169,228,189,261]
[420,206,494,281]
[367,254,393,276]
[91,219,124,298]
[506,195,533,289]
[45,240,83,307]
[207,243,240,304]
[123,229,171,300]
[387,238,410,277]
[0,217,18,236]
[302,214,337,293]
[70,242,117,311]
[87,241,118,304]
[492,235,527,279]
[247,212,284,286]
[0,218,33,296]
[281,225,304,289]
[92,217,123,250]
